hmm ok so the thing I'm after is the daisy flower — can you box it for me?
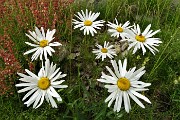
[126,24,162,55]
[92,41,117,61]
[16,59,68,109]
[24,26,62,61]
[97,59,151,113]
[72,9,105,36]
[107,18,131,39]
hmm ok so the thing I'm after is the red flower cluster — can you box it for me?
[1,0,74,29]
[0,33,23,96]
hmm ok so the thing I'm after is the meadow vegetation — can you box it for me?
[0,0,180,119]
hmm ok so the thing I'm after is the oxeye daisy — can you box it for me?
[126,24,162,55]
[24,26,62,61]
[16,59,68,109]
[107,18,131,39]
[92,41,117,61]
[97,59,151,113]
[72,9,105,36]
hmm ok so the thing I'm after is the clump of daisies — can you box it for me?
[72,9,162,113]
[16,26,67,109]
[106,19,162,55]
[15,8,162,113]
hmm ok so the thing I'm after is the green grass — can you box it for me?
[0,0,180,119]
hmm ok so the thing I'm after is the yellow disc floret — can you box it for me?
[116,26,123,32]
[84,20,93,26]
[135,35,146,42]
[40,40,48,47]
[101,48,108,53]
[117,77,131,91]
[38,77,50,90]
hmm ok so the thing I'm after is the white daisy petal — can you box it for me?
[123,92,130,113]
[16,83,36,87]
[25,33,38,43]
[47,93,57,108]
[128,91,145,108]
[46,29,56,42]
[24,89,40,105]
[26,97,37,107]
[49,68,60,80]
[57,74,67,79]
[18,86,35,93]
[111,60,121,78]
[22,87,38,101]
[146,29,160,38]
[49,42,62,46]
[38,68,44,78]
[18,73,37,83]
[48,64,57,77]
[41,27,46,39]
[30,48,40,61]
[45,47,53,56]
[35,91,45,109]
[49,86,60,97]
[117,91,122,112]
[106,66,118,80]
[113,92,119,112]
[137,24,141,35]
[24,47,39,55]
[51,80,65,85]
[25,42,39,47]
[130,90,151,104]
[140,42,146,55]
[53,85,68,89]
[108,91,117,107]
[33,92,42,108]
[105,91,116,102]
[47,46,55,53]
[142,24,151,36]
[129,66,145,80]
[25,69,38,79]
[56,96,62,102]
[45,94,50,103]
[35,27,43,39]
[44,49,48,60]
[122,59,127,76]
[127,92,131,110]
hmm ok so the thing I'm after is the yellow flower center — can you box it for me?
[117,77,131,91]
[101,48,108,53]
[135,35,146,42]
[39,40,48,47]
[116,26,123,32]
[84,20,93,26]
[38,77,50,90]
